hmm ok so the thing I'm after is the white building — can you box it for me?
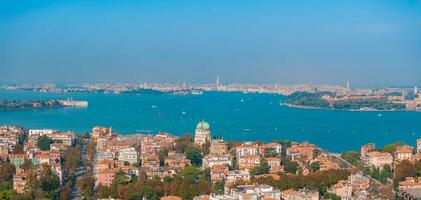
[226,170,250,183]
[194,120,211,146]
[202,154,232,169]
[118,147,138,165]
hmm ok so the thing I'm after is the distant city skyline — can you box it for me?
[1,0,421,87]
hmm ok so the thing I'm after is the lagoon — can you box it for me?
[0,89,420,152]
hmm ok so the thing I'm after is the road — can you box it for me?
[71,140,88,200]
[329,153,383,186]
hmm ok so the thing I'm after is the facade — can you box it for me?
[210,139,228,156]
[13,168,28,194]
[366,151,393,169]
[398,177,421,200]
[330,180,352,199]
[227,184,281,200]
[226,170,250,183]
[238,155,261,170]
[417,139,421,153]
[194,120,211,146]
[286,142,317,160]
[236,142,260,157]
[360,143,375,161]
[202,154,233,169]
[164,153,191,168]
[395,145,414,161]
[98,169,117,187]
[118,147,138,165]
[92,126,112,139]
[210,165,229,183]
[281,189,319,200]
[265,157,281,170]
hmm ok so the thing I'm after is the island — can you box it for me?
[0,99,88,111]
[283,91,417,111]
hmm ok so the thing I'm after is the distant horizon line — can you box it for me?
[0,81,418,89]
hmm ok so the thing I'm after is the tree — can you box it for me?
[39,164,60,193]
[252,159,270,175]
[264,147,278,157]
[77,171,95,200]
[283,160,298,174]
[214,181,225,194]
[20,159,33,171]
[394,160,416,183]
[159,149,169,166]
[0,163,15,182]
[12,144,24,154]
[309,161,320,172]
[113,170,129,186]
[383,144,397,153]
[37,135,54,151]
[185,147,202,167]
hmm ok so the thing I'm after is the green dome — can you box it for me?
[196,120,210,130]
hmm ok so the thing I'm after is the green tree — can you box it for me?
[309,161,320,172]
[77,171,95,200]
[37,135,54,151]
[252,159,270,175]
[214,181,225,194]
[383,144,397,153]
[185,147,203,167]
[39,164,60,193]
[112,170,129,186]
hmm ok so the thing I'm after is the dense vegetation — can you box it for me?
[0,100,63,111]
[286,91,406,111]
[284,92,331,108]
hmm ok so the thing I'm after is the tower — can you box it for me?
[415,86,418,94]
[346,80,350,97]
[194,120,211,146]
[216,76,220,90]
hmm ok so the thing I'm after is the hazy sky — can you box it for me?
[1,0,420,87]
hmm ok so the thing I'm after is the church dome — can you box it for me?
[196,120,210,130]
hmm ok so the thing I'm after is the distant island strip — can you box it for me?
[284,91,419,111]
[0,99,88,111]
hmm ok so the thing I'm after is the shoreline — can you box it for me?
[281,103,415,112]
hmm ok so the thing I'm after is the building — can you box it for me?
[227,184,281,200]
[210,139,228,156]
[28,129,57,142]
[366,151,393,169]
[98,169,117,187]
[210,165,229,183]
[117,147,138,165]
[281,189,319,200]
[92,126,112,139]
[398,177,421,200]
[395,145,413,161]
[13,168,28,194]
[194,120,211,146]
[226,170,251,183]
[236,142,260,158]
[265,157,281,171]
[329,180,352,199]
[360,143,375,161]
[97,150,115,161]
[263,143,282,155]
[202,154,233,169]
[164,153,191,168]
[417,139,421,154]
[286,142,317,160]
[238,155,261,170]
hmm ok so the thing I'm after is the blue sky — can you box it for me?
[1,0,420,87]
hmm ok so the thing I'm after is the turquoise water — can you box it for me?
[0,89,420,152]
